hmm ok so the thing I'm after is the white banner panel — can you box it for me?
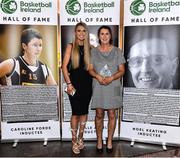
[1,121,60,140]
[122,0,180,146]
[121,122,180,144]
[124,0,180,26]
[0,0,57,25]
[0,0,59,142]
[60,0,121,140]
[60,0,120,25]
[122,88,180,126]
[62,121,118,140]
[1,86,60,141]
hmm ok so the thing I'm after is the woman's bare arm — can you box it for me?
[0,59,14,78]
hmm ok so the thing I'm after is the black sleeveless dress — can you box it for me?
[69,45,92,115]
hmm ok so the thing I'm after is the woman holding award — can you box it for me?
[89,26,125,153]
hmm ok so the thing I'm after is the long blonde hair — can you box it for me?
[71,22,90,70]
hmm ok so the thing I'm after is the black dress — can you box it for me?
[69,45,92,115]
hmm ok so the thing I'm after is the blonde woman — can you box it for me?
[62,22,92,154]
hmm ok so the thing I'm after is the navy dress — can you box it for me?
[69,45,92,115]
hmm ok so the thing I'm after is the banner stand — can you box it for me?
[12,139,48,148]
[60,0,121,140]
[162,142,167,151]
[43,138,48,146]
[12,140,18,148]
[122,0,180,149]
[1,86,60,144]
[129,138,167,151]
[130,139,135,147]
[8,138,53,148]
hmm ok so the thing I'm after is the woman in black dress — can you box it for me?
[62,22,92,154]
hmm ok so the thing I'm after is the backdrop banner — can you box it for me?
[121,0,180,146]
[0,0,60,142]
[59,0,121,140]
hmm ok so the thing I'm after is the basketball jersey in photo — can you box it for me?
[6,56,49,85]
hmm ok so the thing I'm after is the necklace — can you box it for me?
[79,45,84,55]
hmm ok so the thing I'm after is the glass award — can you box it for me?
[99,64,112,77]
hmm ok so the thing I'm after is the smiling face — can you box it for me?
[22,37,42,60]
[128,38,178,89]
[75,25,86,43]
[98,28,111,45]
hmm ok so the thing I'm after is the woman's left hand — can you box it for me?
[103,76,113,85]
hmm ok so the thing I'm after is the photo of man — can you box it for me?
[123,25,180,89]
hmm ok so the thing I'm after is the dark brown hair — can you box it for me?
[21,28,42,45]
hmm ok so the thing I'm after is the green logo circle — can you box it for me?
[65,0,81,15]
[130,0,146,16]
[1,0,17,14]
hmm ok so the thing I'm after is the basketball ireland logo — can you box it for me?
[65,0,81,15]
[0,0,17,14]
[130,0,146,16]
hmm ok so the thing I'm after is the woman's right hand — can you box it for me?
[66,84,76,96]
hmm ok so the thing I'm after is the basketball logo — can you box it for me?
[130,0,146,16]
[1,0,17,14]
[65,0,81,15]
